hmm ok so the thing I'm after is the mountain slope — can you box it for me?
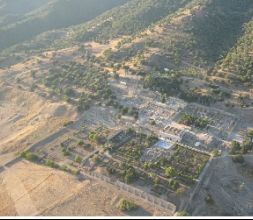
[2,0,253,90]
[0,0,48,28]
[0,0,128,51]
[189,0,253,63]
[0,0,191,55]
[71,0,192,44]
[104,0,253,72]
[213,18,253,86]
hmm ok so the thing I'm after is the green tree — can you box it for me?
[242,140,253,154]
[124,167,136,184]
[165,166,175,178]
[91,155,100,164]
[176,211,189,216]
[117,199,137,212]
[230,141,241,155]
[247,130,253,143]
[75,155,82,164]
[21,151,39,162]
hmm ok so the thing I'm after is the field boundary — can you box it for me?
[82,171,177,214]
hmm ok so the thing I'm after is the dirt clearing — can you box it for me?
[0,160,172,216]
[188,155,253,216]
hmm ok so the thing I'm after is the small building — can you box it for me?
[121,115,136,122]
[195,142,201,148]
[164,68,170,72]
[113,63,121,68]
[120,81,127,86]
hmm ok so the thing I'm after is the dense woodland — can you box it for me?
[214,19,253,85]
[188,0,253,63]
[73,0,191,43]
[1,0,253,91]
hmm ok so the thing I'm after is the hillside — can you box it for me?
[0,0,191,59]
[2,0,253,89]
[90,0,253,106]
[0,0,128,51]
[71,0,191,44]
[67,0,252,107]
[189,0,253,63]
[1,1,253,217]
[102,0,253,70]
[0,0,48,28]
[213,18,253,86]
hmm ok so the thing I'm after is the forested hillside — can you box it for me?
[102,0,253,71]
[0,0,128,51]
[0,0,48,28]
[1,0,253,89]
[71,0,191,43]
[186,0,253,63]
[213,18,253,86]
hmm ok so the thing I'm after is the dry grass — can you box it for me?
[0,61,78,155]
[0,160,172,216]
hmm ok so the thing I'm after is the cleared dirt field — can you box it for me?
[188,155,253,216]
[43,180,171,216]
[85,38,123,58]
[0,161,84,216]
[0,85,76,155]
[0,67,77,156]
[0,161,172,216]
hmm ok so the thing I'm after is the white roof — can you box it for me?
[195,142,201,147]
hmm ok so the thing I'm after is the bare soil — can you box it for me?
[188,155,253,216]
[0,160,172,216]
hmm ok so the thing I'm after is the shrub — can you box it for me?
[62,148,70,156]
[63,121,74,127]
[124,167,136,184]
[75,155,82,164]
[176,187,186,195]
[71,169,80,176]
[230,141,241,155]
[165,166,175,178]
[176,211,189,216]
[88,132,97,142]
[91,155,100,164]
[169,179,179,191]
[78,141,84,146]
[45,159,59,168]
[232,155,244,164]
[205,193,214,204]
[60,165,70,172]
[117,199,137,212]
[211,149,221,157]
[21,151,39,162]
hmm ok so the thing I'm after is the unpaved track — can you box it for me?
[0,116,85,171]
